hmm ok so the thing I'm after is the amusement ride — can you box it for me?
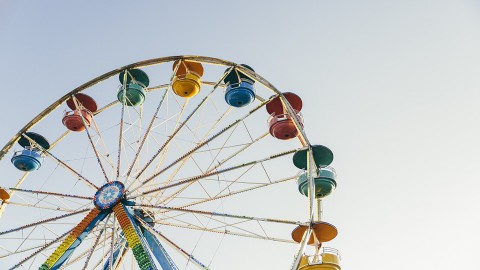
[0,56,341,269]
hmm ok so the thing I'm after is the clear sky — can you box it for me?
[1,1,480,269]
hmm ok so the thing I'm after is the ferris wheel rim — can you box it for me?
[0,55,317,269]
[0,55,306,162]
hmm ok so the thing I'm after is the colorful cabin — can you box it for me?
[118,69,150,106]
[298,166,337,199]
[172,60,204,98]
[11,132,50,171]
[62,94,98,132]
[292,221,338,245]
[297,248,341,270]
[0,188,10,201]
[293,145,334,170]
[266,92,304,140]
[224,64,256,107]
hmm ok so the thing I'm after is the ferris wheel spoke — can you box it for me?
[129,148,297,199]
[71,96,111,184]
[7,188,92,200]
[158,210,276,240]
[135,204,306,227]
[146,106,234,206]
[0,208,91,237]
[4,201,87,213]
[126,89,169,178]
[115,71,148,181]
[126,97,189,191]
[165,175,297,215]
[9,191,92,212]
[206,131,269,173]
[158,161,254,207]
[8,229,72,270]
[135,216,209,270]
[21,133,99,190]
[89,118,116,170]
[154,220,295,244]
[116,79,127,180]
[0,243,47,259]
[141,129,265,207]
[128,95,276,197]
[130,68,232,185]
[107,218,116,270]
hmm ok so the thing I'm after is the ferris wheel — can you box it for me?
[0,56,341,270]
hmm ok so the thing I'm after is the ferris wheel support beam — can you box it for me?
[136,217,209,270]
[102,234,128,270]
[39,208,109,270]
[143,229,180,270]
[57,217,112,269]
[112,203,158,270]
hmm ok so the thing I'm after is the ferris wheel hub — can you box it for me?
[93,181,125,210]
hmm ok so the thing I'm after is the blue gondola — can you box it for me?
[224,64,256,107]
[11,132,50,171]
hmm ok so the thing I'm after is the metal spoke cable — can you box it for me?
[135,204,305,226]
[116,72,128,179]
[72,97,110,183]
[128,97,274,197]
[8,229,72,270]
[0,208,90,236]
[129,67,232,186]
[153,220,295,244]
[149,106,233,206]
[21,133,99,190]
[126,88,168,177]
[128,148,297,199]
[161,176,297,213]
[125,98,188,192]
[7,188,92,200]
[81,213,111,270]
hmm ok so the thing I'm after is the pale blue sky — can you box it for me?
[1,1,480,269]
